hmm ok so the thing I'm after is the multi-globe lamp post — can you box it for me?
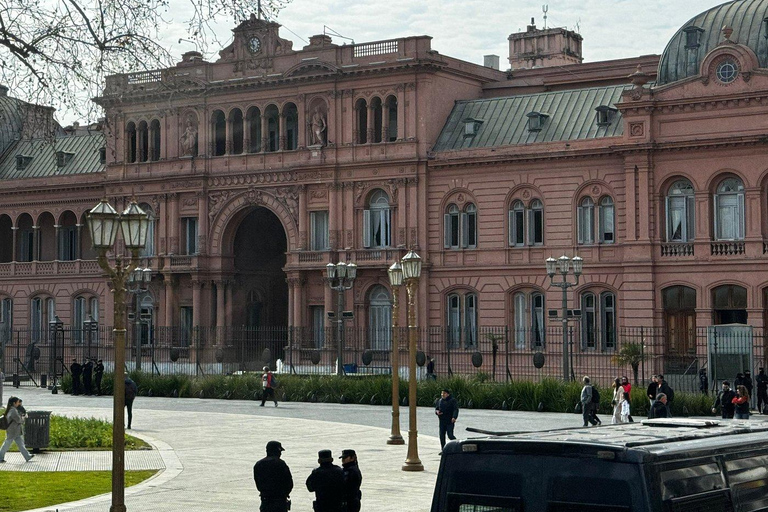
[546,254,583,382]
[325,260,357,376]
[401,249,424,472]
[386,261,404,445]
[87,198,150,512]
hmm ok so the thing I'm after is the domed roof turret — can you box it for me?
[657,0,768,85]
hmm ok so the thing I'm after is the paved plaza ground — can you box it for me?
[6,385,584,511]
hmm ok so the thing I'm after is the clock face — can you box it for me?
[248,37,262,54]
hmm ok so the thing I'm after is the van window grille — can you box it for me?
[665,489,734,512]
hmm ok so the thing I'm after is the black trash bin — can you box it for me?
[40,374,47,388]
[24,411,51,452]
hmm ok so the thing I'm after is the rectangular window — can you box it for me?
[180,306,193,347]
[464,295,477,348]
[450,213,460,248]
[532,294,545,347]
[531,208,543,245]
[31,298,42,342]
[182,218,198,255]
[310,211,329,251]
[578,206,593,244]
[447,295,461,348]
[599,204,614,243]
[368,209,391,248]
[582,294,596,349]
[310,306,325,349]
[73,297,85,344]
[601,293,616,350]
[514,293,526,349]
[510,209,524,246]
[20,230,34,262]
[466,211,477,248]
[58,226,77,260]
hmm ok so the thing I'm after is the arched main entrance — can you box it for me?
[232,207,288,328]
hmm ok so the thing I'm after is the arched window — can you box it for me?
[355,99,368,144]
[577,197,594,244]
[368,285,392,350]
[247,107,262,153]
[714,177,745,240]
[509,200,525,246]
[137,121,148,162]
[363,190,391,248]
[230,109,244,154]
[126,122,137,163]
[58,211,78,261]
[139,204,155,257]
[512,291,545,349]
[663,286,696,359]
[598,196,615,243]
[149,119,161,161]
[446,291,478,348]
[447,293,461,348]
[385,95,398,142]
[445,204,460,249]
[666,180,695,242]
[581,291,617,350]
[283,103,298,151]
[264,105,280,152]
[371,97,383,143]
[211,110,226,156]
[529,199,544,245]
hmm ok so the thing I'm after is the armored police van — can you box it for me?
[431,419,768,512]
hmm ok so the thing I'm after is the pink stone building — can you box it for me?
[2,2,768,383]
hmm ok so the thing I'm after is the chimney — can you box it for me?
[484,55,500,70]
[0,85,8,97]
[508,19,583,70]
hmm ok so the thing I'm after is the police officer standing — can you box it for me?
[94,360,104,395]
[82,359,94,395]
[756,368,768,414]
[306,449,345,512]
[70,358,82,395]
[253,441,293,512]
[340,449,362,512]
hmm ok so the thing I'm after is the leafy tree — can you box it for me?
[612,342,647,385]
[0,0,290,119]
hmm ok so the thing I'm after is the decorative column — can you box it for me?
[169,193,179,254]
[261,114,269,152]
[53,224,61,260]
[197,191,208,255]
[225,281,234,326]
[11,226,18,262]
[298,185,308,250]
[216,281,226,329]
[279,112,287,151]
[225,114,233,155]
[293,274,304,328]
[33,225,40,261]
[75,224,83,259]
[328,183,338,250]
[396,85,405,141]
[164,277,175,327]
[192,280,202,328]
[367,103,375,143]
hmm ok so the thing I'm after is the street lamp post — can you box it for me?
[546,255,583,382]
[48,315,63,393]
[87,198,150,512]
[128,267,152,371]
[401,249,424,472]
[325,261,357,376]
[386,261,404,445]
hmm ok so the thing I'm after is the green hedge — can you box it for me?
[61,372,714,416]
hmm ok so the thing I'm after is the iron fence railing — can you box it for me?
[1,325,764,394]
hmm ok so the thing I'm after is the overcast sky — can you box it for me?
[168,0,728,66]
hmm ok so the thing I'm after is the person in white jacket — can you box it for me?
[620,392,631,423]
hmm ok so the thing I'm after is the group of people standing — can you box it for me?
[70,358,104,396]
[253,441,362,512]
[581,374,677,426]
[646,374,675,419]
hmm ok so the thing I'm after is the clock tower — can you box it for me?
[217,13,294,63]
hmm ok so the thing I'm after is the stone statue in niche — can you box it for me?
[309,106,327,146]
[180,114,198,157]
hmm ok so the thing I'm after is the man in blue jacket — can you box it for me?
[435,388,459,454]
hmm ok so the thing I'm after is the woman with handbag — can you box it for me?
[0,396,34,463]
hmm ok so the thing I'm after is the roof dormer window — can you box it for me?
[684,26,704,49]
[56,151,75,168]
[463,118,483,137]
[526,112,549,132]
[595,105,618,127]
[15,155,32,171]
[99,147,107,164]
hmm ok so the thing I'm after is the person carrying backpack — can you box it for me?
[580,377,601,427]
[261,367,278,407]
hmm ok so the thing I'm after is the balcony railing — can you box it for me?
[354,249,399,263]
[0,260,102,277]
[298,252,324,263]
[170,255,193,268]
[711,241,745,256]
[660,243,694,257]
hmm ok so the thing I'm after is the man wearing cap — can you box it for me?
[306,449,345,512]
[435,388,459,454]
[340,449,362,512]
[254,441,293,512]
[261,366,278,407]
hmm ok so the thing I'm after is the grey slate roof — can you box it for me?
[432,84,630,152]
[0,132,104,180]
[658,0,768,85]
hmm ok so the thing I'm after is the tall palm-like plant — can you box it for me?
[613,342,647,385]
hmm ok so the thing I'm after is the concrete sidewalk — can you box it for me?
[8,386,581,512]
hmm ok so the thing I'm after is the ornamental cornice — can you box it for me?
[619,92,768,115]
[210,171,297,187]
[208,185,300,226]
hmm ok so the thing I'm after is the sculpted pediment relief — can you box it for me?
[284,61,341,78]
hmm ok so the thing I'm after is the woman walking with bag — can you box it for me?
[0,396,34,463]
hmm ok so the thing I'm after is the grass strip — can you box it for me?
[0,470,157,512]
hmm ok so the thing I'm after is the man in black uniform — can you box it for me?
[340,449,362,512]
[712,381,737,419]
[70,358,83,395]
[435,388,459,453]
[756,368,768,414]
[82,359,94,395]
[94,360,105,395]
[253,441,293,512]
[306,449,345,512]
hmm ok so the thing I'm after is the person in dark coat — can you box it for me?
[734,372,745,389]
[253,441,293,512]
[712,381,736,419]
[70,358,83,395]
[756,368,768,414]
[743,370,754,408]
[656,375,674,415]
[124,376,138,429]
[82,359,94,395]
[306,449,345,512]
[646,375,658,407]
[435,388,459,452]
[426,357,436,381]
[648,393,671,419]
[340,449,362,512]
[698,369,709,395]
[94,360,105,395]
